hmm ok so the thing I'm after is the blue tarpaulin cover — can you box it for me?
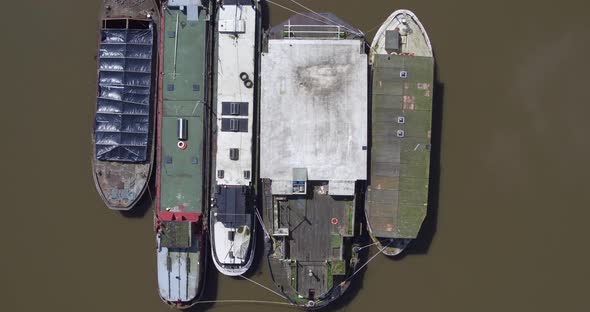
[95,29,154,162]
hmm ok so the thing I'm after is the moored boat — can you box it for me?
[260,13,367,309]
[92,0,160,210]
[366,9,434,256]
[154,0,212,308]
[209,0,260,276]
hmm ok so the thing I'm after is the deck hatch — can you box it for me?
[215,186,250,226]
[160,221,192,248]
[229,148,240,160]
[95,28,154,162]
[221,101,249,116]
[221,118,248,132]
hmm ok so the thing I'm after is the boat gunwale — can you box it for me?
[370,9,433,60]
[366,9,434,255]
[91,0,160,211]
[209,0,261,277]
[154,1,213,308]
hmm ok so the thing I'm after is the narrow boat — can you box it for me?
[365,9,434,256]
[209,0,260,276]
[92,0,160,210]
[260,13,367,309]
[154,0,212,308]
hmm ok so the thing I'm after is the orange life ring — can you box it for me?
[331,218,338,225]
[177,141,187,150]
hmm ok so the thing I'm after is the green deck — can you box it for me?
[367,55,433,238]
[159,8,207,213]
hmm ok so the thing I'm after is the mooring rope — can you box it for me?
[191,299,294,306]
[147,184,153,202]
[254,206,271,238]
[343,240,392,283]
[266,0,362,36]
[354,240,381,251]
[239,274,291,301]
[266,0,334,26]
[283,0,364,36]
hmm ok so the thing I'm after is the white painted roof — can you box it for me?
[213,221,251,265]
[260,39,368,185]
[214,4,256,186]
[156,235,200,302]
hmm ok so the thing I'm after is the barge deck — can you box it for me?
[155,0,211,308]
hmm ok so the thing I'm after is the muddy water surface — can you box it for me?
[3,0,590,311]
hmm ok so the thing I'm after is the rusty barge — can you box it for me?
[154,0,212,308]
[366,9,434,256]
[92,0,160,210]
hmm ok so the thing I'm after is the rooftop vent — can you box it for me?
[230,102,240,115]
[397,116,405,124]
[385,30,400,52]
[217,170,224,179]
[229,148,240,161]
[229,119,238,131]
[396,130,405,138]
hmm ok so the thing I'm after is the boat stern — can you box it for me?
[156,221,204,307]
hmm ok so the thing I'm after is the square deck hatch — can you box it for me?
[160,221,192,248]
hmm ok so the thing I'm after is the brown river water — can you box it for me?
[3,0,590,311]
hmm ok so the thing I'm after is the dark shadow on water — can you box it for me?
[260,0,270,31]
[390,60,444,260]
[187,238,219,312]
[238,207,267,278]
[322,217,371,312]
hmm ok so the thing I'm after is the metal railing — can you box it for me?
[282,24,346,40]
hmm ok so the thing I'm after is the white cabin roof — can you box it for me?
[214,4,257,186]
[260,39,368,190]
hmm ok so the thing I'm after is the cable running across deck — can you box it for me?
[266,0,363,36]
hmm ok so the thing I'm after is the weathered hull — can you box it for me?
[92,161,151,210]
[156,227,207,309]
[366,9,434,255]
[260,13,367,308]
[262,181,362,310]
[154,1,212,308]
[209,0,260,277]
[92,0,161,210]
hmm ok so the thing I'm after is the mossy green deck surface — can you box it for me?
[367,55,433,238]
[159,8,207,213]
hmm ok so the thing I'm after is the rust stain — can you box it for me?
[402,95,415,110]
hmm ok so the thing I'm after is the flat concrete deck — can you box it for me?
[260,39,368,183]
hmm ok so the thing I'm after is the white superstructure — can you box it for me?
[214,2,256,186]
[260,39,368,196]
[210,0,258,276]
